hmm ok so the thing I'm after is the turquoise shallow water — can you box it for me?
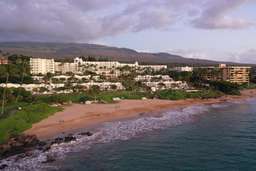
[56,100,256,171]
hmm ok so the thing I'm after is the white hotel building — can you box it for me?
[30,58,55,75]
[30,57,168,75]
[74,57,167,71]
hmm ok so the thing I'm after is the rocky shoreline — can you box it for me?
[0,131,93,170]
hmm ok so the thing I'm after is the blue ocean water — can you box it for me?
[55,99,256,171]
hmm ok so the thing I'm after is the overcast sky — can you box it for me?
[0,0,256,63]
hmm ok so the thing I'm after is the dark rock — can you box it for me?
[0,164,8,169]
[64,135,76,143]
[51,137,64,145]
[79,131,93,137]
[37,141,47,147]
[37,143,51,152]
[15,153,29,162]
[42,155,56,164]
[0,134,41,159]
[51,135,76,145]
[43,144,52,152]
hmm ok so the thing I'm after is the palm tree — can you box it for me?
[15,59,27,102]
[1,67,9,115]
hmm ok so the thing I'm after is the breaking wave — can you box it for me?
[1,104,216,171]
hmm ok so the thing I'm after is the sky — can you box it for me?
[0,0,256,63]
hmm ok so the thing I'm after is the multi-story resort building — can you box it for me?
[251,67,256,82]
[0,56,8,65]
[221,65,251,84]
[30,57,168,76]
[55,62,78,74]
[171,66,193,72]
[197,64,251,84]
[74,57,167,71]
[30,58,55,75]
[135,75,189,92]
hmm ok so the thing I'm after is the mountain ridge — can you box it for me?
[0,42,245,66]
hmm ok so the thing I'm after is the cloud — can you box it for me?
[0,0,254,42]
[169,49,210,60]
[228,49,256,64]
[192,0,254,29]
[170,48,256,64]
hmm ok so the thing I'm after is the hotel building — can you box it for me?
[221,65,251,84]
[197,64,251,84]
[74,57,167,71]
[0,56,8,65]
[172,66,193,72]
[30,57,168,76]
[30,58,55,75]
[55,62,78,74]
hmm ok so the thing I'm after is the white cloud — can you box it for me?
[192,0,254,29]
[227,49,256,64]
[0,0,254,42]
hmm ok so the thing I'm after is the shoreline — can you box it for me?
[25,89,256,140]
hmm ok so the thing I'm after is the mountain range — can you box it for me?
[0,42,243,66]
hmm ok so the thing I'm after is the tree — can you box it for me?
[0,54,32,84]
[89,85,100,94]
[208,81,240,95]
[158,82,166,89]
[43,72,53,83]
[89,85,100,101]
[79,95,90,104]
[87,56,97,61]
[39,87,49,93]
[110,84,117,90]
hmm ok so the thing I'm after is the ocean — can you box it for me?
[2,99,256,171]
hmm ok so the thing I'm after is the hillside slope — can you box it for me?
[0,42,233,66]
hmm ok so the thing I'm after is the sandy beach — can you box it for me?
[25,89,256,140]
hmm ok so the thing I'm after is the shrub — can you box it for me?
[79,95,90,104]
[156,89,223,100]
[156,90,187,100]
[208,81,240,95]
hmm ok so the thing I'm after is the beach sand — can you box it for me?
[25,89,256,140]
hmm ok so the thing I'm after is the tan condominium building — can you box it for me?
[222,66,251,84]
[197,64,251,84]
[0,56,8,65]
[30,58,55,75]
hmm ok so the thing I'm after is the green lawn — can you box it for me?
[95,91,151,103]
[0,103,62,144]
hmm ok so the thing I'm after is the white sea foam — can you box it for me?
[210,103,231,108]
[231,97,256,105]
[1,105,210,171]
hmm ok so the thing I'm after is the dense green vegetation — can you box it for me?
[0,87,33,104]
[35,90,151,104]
[239,82,256,90]
[156,89,223,100]
[207,81,240,95]
[0,103,61,144]
[35,93,90,104]
[0,54,33,84]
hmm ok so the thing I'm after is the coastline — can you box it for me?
[25,89,256,140]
